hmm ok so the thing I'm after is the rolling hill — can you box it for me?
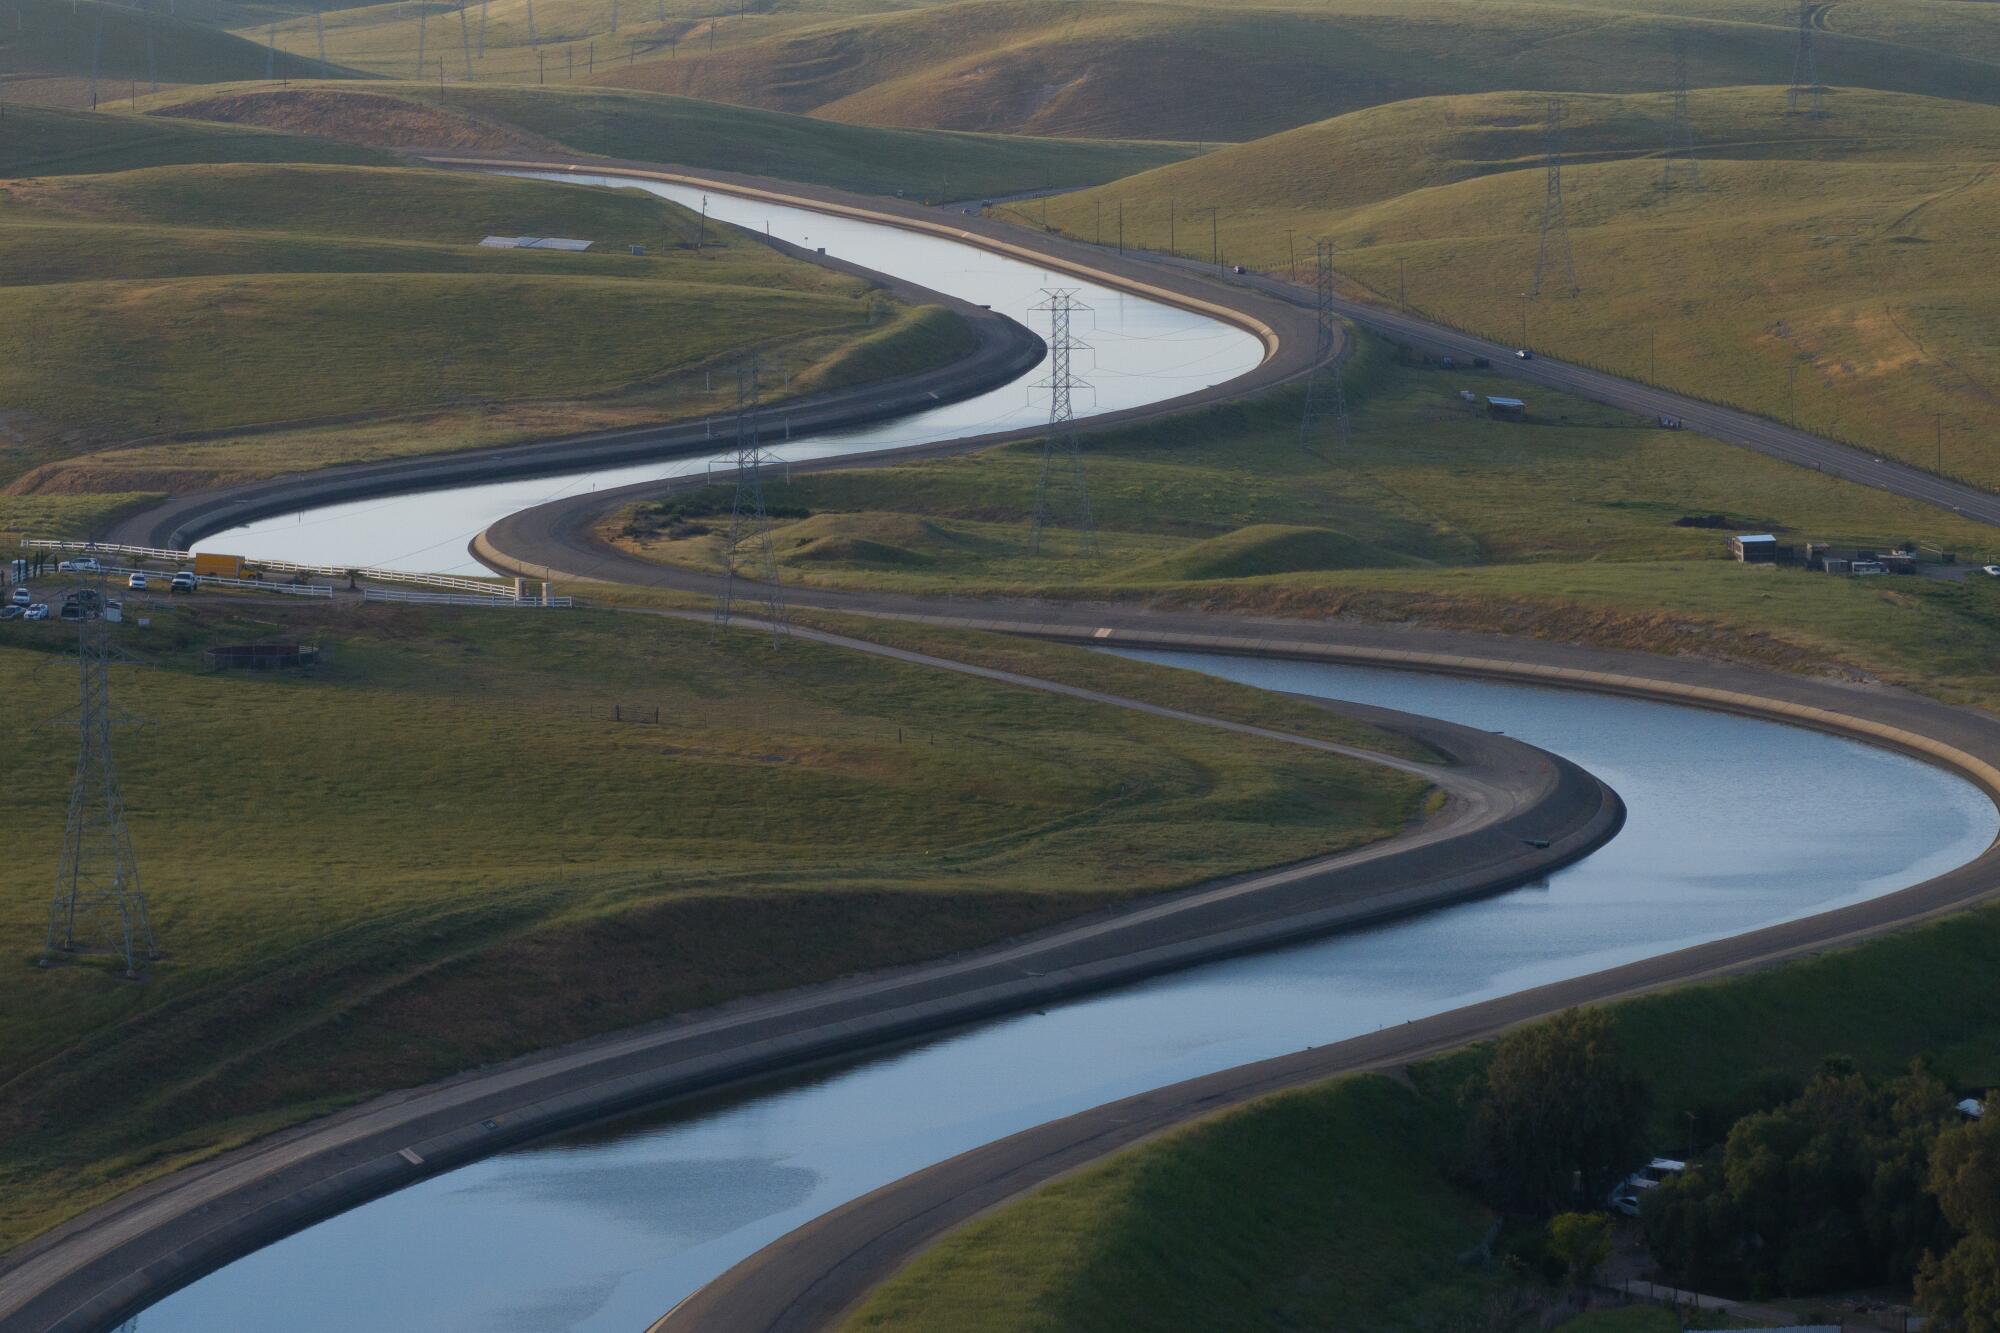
[0,102,395,176]
[1024,87,2000,487]
[596,0,2000,140]
[0,162,965,529]
[138,81,1204,196]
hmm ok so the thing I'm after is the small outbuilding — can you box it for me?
[1730,533,1792,563]
[1485,396,1526,420]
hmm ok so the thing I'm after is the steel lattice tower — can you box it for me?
[1028,290,1097,557]
[42,594,158,979]
[714,356,788,641]
[1298,239,1350,452]
[316,3,330,69]
[415,2,428,78]
[1787,0,1825,117]
[1531,97,1579,300]
[144,0,158,93]
[1663,33,1700,189]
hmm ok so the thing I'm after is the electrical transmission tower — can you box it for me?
[42,591,158,980]
[1663,33,1700,189]
[1787,0,1825,117]
[1530,96,1579,300]
[1298,239,1350,453]
[1028,289,1097,557]
[714,355,787,641]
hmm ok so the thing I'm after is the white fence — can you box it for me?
[363,588,575,609]
[44,564,337,599]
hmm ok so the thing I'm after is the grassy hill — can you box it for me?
[848,890,2000,1331]
[611,331,2000,711]
[137,80,1202,197]
[592,0,2000,140]
[0,600,1422,1250]
[0,0,336,89]
[0,102,396,177]
[0,161,968,527]
[1022,86,2000,489]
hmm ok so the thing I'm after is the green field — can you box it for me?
[134,80,1203,198]
[0,103,395,177]
[0,160,968,528]
[848,895,2000,1331]
[1022,86,2000,489]
[0,598,1424,1250]
[0,0,335,101]
[608,333,2000,708]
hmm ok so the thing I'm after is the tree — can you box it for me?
[1644,1062,1955,1296]
[1920,1109,2000,1330]
[1467,1008,1649,1214]
[1547,1211,1613,1295]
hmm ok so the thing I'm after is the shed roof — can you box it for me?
[1485,396,1525,408]
[1734,533,1778,544]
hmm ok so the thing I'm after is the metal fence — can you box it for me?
[362,588,575,608]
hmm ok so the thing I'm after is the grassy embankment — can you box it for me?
[0,598,1426,1252]
[607,331,2000,709]
[0,0,335,109]
[0,103,394,178]
[1022,87,2000,489]
[848,896,2000,1331]
[136,81,1205,198]
[0,160,970,535]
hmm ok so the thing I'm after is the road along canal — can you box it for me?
[130,655,1995,1333]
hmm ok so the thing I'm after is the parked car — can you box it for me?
[127,572,148,591]
[56,557,100,573]
[1232,264,1245,274]
[1853,560,1889,576]
[1607,1158,1685,1216]
[9,586,29,607]
[1515,348,1534,360]
[24,603,49,620]
[1981,565,2000,578]
[170,571,197,594]
[0,605,21,621]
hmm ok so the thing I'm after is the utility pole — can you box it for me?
[1530,97,1579,299]
[1117,201,1123,254]
[42,589,159,980]
[1398,256,1406,305]
[525,0,536,45]
[714,355,788,642]
[1298,239,1350,453]
[1168,197,1176,256]
[415,1,427,79]
[1028,289,1097,557]
[537,48,544,83]
[1787,0,1825,117]
[1937,412,1944,471]
[1208,207,1219,270]
[458,1,471,75]
[1664,31,1701,188]
[1095,197,1101,245]
[316,1,330,69]
[1286,229,1296,282]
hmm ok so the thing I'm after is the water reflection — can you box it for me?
[141,656,1995,1333]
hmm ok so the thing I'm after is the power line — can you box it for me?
[1663,32,1700,189]
[1530,96,1579,299]
[1298,238,1350,452]
[41,589,159,980]
[1028,289,1097,557]
[1787,0,1825,117]
[714,354,788,642]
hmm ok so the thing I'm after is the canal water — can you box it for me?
[196,172,1266,573]
[135,652,1996,1333]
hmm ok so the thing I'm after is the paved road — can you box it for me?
[0,615,1618,1333]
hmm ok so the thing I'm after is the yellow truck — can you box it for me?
[192,552,245,580]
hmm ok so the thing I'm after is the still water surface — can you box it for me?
[198,172,1264,573]
[138,653,1995,1333]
